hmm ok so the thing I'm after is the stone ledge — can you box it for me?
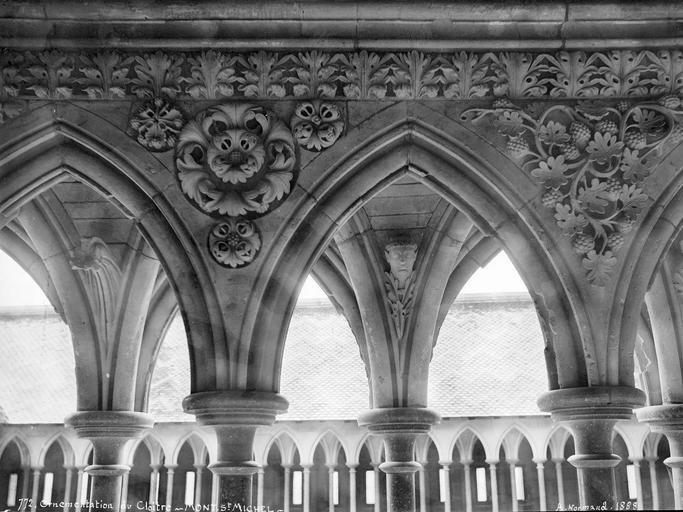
[182,390,289,426]
[537,386,646,420]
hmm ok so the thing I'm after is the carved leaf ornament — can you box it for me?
[463,96,683,286]
[290,101,345,151]
[128,97,185,152]
[175,103,297,218]
[208,218,261,268]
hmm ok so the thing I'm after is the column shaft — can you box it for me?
[509,462,518,512]
[21,466,31,501]
[440,464,451,512]
[535,461,547,511]
[648,459,660,510]
[283,466,291,512]
[373,465,381,512]
[417,467,426,512]
[63,467,74,512]
[488,463,499,512]
[257,467,264,510]
[165,467,175,510]
[30,468,40,512]
[631,459,644,510]
[75,468,84,512]
[303,465,311,512]
[462,463,473,512]
[348,466,357,512]
[554,460,565,509]
[195,466,204,506]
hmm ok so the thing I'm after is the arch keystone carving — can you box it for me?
[208,218,261,268]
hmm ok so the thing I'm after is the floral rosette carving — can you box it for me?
[208,218,261,268]
[128,97,185,152]
[175,103,297,217]
[463,96,683,286]
[290,101,345,151]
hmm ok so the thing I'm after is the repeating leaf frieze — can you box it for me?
[1,49,683,104]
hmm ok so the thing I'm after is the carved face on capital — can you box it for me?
[385,243,417,286]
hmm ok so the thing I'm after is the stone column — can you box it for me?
[440,462,451,512]
[534,459,547,511]
[486,461,498,512]
[194,464,204,506]
[30,467,41,512]
[327,465,336,512]
[183,391,288,508]
[63,466,74,512]
[149,464,160,505]
[256,466,264,509]
[461,460,473,512]
[417,465,426,512]
[552,458,565,509]
[164,465,176,510]
[508,458,518,511]
[283,465,291,512]
[628,458,644,511]
[636,403,683,509]
[21,466,31,501]
[372,463,381,512]
[65,411,154,512]
[347,464,357,512]
[646,456,660,510]
[75,467,85,512]
[538,386,645,509]
[120,472,129,509]
[302,464,312,512]
[358,408,440,512]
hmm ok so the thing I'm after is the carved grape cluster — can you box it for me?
[463,97,681,286]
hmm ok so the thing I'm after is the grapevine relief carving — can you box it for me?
[463,97,682,286]
[384,241,417,340]
[175,103,297,217]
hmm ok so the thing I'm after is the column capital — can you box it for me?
[165,464,178,471]
[65,411,154,438]
[438,460,453,468]
[357,407,440,433]
[538,386,645,420]
[533,458,547,465]
[485,459,499,467]
[182,390,288,426]
[636,403,683,430]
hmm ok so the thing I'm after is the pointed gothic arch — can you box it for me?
[243,102,589,401]
[0,103,224,406]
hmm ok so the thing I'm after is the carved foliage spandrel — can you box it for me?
[175,103,297,218]
[462,97,682,286]
[77,52,133,99]
[25,50,74,99]
[384,242,418,341]
[0,51,24,123]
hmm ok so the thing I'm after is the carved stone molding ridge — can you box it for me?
[463,96,683,286]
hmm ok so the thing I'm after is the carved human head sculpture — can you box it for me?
[384,241,418,288]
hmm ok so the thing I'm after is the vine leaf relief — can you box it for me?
[175,103,297,218]
[462,96,683,286]
[128,97,185,152]
[208,218,261,268]
[290,101,345,151]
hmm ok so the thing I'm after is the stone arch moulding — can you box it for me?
[0,103,226,403]
[611,140,683,387]
[240,102,592,397]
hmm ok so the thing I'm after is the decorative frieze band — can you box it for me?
[2,49,683,110]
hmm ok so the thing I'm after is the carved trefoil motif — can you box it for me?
[463,97,682,286]
[290,101,345,151]
[175,103,297,217]
[128,97,185,152]
[208,218,261,268]
[384,241,418,340]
